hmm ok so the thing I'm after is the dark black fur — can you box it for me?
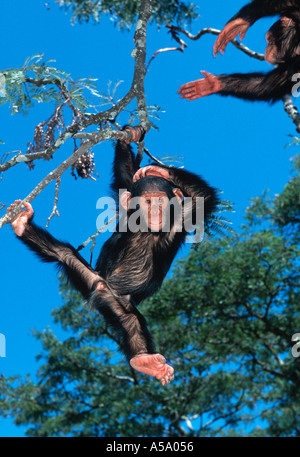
[218,0,300,103]
[18,134,218,361]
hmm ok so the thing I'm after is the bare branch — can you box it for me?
[143,147,174,168]
[166,25,265,61]
[0,151,52,173]
[147,28,187,69]
[147,47,185,70]
[77,214,118,252]
[77,213,118,265]
[46,177,61,227]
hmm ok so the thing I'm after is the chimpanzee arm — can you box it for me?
[110,140,138,194]
[229,0,299,25]
[218,66,294,103]
[179,66,294,103]
[213,1,299,57]
[167,167,219,218]
[19,221,100,298]
[110,126,145,194]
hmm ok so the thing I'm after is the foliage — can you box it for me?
[56,0,199,29]
[0,56,164,146]
[0,54,101,116]
[1,156,300,437]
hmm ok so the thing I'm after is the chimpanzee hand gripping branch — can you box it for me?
[8,126,219,385]
[178,0,300,104]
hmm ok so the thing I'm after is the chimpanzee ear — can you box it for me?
[120,191,132,210]
[173,188,184,204]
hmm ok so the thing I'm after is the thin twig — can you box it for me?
[143,147,174,168]
[77,214,118,252]
[46,177,61,227]
[147,26,187,69]
[77,214,118,265]
[147,46,185,70]
[1,150,21,165]
[25,77,82,118]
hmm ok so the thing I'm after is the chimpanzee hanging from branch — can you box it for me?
[178,0,300,104]
[7,126,219,385]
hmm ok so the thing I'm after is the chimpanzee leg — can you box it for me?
[19,221,101,299]
[90,283,155,360]
[90,283,174,385]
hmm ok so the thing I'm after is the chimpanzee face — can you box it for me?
[119,183,183,233]
[139,191,170,231]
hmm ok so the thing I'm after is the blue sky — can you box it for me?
[0,0,297,436]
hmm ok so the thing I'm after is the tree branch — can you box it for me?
[131,0,152,132]
[77,213,118,265]
[147,46,186,70]
[0,129,136,229]
[25,76,81,118]
[1,0,152,176]
[46,177,61,227]
[1,0,152,232]
[166,25,265,61]
[283,95,300,134]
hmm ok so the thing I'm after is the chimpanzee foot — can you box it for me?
[130,353,174,386]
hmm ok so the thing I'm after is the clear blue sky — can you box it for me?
[0,0,296,436]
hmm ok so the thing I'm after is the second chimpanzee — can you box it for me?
[8,126,219,385]
[178,0,300,103]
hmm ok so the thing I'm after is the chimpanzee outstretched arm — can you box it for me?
[7,200,100,298]
[214,0,300,56]
[178,66,294,103]
[218,67,294,103]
